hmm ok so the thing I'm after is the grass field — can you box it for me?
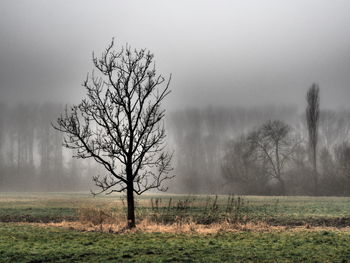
[1,223,350,263]
[0,192,349,225]
[0,192,349,262]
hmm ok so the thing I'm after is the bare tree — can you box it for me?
[248,120,298,195]
[221,135,270,195]
[306,84,320,195]
[54,39,173,228]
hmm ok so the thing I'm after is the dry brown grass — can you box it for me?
[22,220,350,235]
[18,201,349,234]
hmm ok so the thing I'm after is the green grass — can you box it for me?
[0,193,350,226]
[0,193,349,262]
[0,192,121,222]
[0,223,349,262]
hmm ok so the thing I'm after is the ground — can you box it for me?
[0,193,349,262]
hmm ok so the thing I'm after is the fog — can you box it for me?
[1,1,350,195]
[1,0,350,108]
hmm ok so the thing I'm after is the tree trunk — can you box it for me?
[126,163,136,228]
[275,142,285,195]
[313,147,318,196]
[278,178,286,195]
[126,182,136,228]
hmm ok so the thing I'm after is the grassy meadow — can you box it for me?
[0,192,350,262]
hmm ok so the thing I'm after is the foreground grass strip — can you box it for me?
[0,223,349,262]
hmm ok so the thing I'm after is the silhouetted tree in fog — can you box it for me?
[221,135,270,194]
[54,39,173,228]
[306,84,320,195]
[168,105,299,194]
[38,103,66,190]
[248,120,298,195]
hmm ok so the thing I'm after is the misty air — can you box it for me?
[0,1,349,262]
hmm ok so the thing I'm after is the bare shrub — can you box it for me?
[77,205,123,231]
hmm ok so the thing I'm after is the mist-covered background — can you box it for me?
[1,0,350,195]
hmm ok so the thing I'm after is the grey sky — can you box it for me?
[0,0,350,110]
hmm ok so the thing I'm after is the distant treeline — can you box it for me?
[0,102,350,195]
[0,102,98,191]
[167,106,350,196]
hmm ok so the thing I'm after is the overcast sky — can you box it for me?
[0,0,350,110]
